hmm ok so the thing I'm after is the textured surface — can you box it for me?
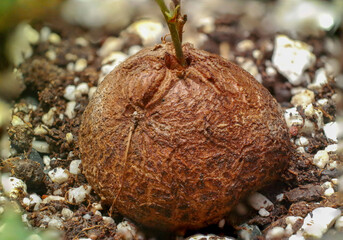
[79,43,293,231]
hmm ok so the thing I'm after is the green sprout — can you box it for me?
[154,0,187,67]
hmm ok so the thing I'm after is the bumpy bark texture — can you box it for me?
[79,43,293,232]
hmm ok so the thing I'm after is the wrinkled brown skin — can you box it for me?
[79,43,293,232]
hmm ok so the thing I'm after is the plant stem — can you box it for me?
[154,0,187,67]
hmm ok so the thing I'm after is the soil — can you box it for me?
[0,11,342,240]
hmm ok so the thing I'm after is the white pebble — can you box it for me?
[42,195,65,204]
[266,227,285,240]
[252,50,262,60]
[116,221,137,240]
[69,160,82,175]
[22,193,42,211]
[75,37,88,47]
[247,192,273,211]
[304,104,324,129]
[284,107,303,129]
[128,45,142,56]
[317,98,329,108]
[237,40,255,52]
[1,174,27,199]
[323,122,338,142]
[289,235,305,240]
[276,193,284,202]
[48,167,69,184]
[61,208,73,220]
[308,68,329,90]
[34,125,48,135]
[75,82,89,98]
[291,90,315,108]
[266,67,277,76]
[83,213,91,220]
[66,132,73,143]
[88,86,97,100]
[324,187,334,197]
[42,107,56,126]
[64,85,76,101]
[285,216,303,236]
[331,178,338,185]
[94,210,102,216]
[48,218,63,230]
[43,155,51,168]
[272,35,316,85]
[295,137,309,146]
[325,144,337,153]
[335,216,343,231]
[218,219,225,228]
[40,26,51,42]
[103,216,115,225]
[98,37,124,57]
[126,20,164,46]
[92,203,103,211]
[259,208,270,217]
[328,161,338,170]
[32,140,50,153]
[65,101,76,119]
[321,181,332,189]
[48,33,61,45]
[45,50,57,61]
[67,185,91,204]
[299,207,341,239]
[74,58,87,72]
[187,234,233,240]
[313,150,330,169]
[11,115,25,126]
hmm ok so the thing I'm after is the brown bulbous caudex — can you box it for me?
[79,43,293,232]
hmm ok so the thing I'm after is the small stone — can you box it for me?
[1,174,27,199]
[67,185,92,204]
[276,193,284,202]
[308,68,329,90]
[75,82,89,98]
[238,224,262,240]
[66,133,73,143]
[64,85,76,101]
[295,137,309,146]
[45,50,57,61]
[259,208,270,217]
[48,217,63,230]
[323,122,338,142]
[186,234,234,240]
[128,45,142,56]
[94,210,102,216]
[48,167,69,184]
[247,192,273,211]
[299,207,341,239]
[103,216,115,225]
[22,193,42,211]
[61,208,74,220]
[237,40,255,52]
[11,115,25,126]
[74,58,88,72]
[266,67,277,76]
[289,235,305,240]
[116,221,138,240]
[331,178,338,185]
[334,216,343,231]
[42,195,65,203]
[43,155,51,168]
[83,213,91,220]
[321,181,332,189]
[48,33,61,45]
[75,37,88,47]
[324,188,335,197]
[266,227,285,240]
[313,150,330,169]
[32,140,50,153]
[252,50,262,60]
[291,90,315,108]
[218,219,225,228]
[69,160,82,175]
[34,125,48,135]
[285,216,303,236]
[98,37,124,57]
[42,107,56,126]
[92,203,103,211]
[272,35,316,85]
[284,107,303,129]
[40,26,51,42]
[65,101,76,119]
[88,87,97,100]
[126,20,164,46]
[325,144,337,152]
